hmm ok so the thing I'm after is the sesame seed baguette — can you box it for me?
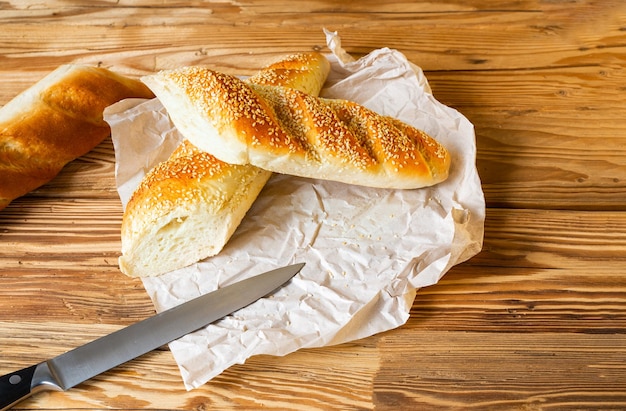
[141,67,450,190]
[0,65,154,211]
[119,52,330,277]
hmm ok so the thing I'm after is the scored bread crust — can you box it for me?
[119,52,330,277]
[142,66,450,189]
[0,65,155,210]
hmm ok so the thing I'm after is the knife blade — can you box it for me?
[0,262,304,411]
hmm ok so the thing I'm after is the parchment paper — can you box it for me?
[104,30,485,390]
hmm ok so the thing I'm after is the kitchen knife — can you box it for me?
[0,262,304,411]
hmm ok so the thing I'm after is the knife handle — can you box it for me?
[0,363,37,411]
[0,362,61,411]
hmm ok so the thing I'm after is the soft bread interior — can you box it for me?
[119,157,271,277]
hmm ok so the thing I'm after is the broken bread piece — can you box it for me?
[119,139,272,277]
[119,52,330,277]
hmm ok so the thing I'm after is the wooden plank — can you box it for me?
[373,330,626,410]
[0,1,624,80]
[479,208,626,264]
[2,208,625,342]
[4,323,624,410]
[413,265,626,333]
[427,64,626,209]
[3,203,626,323]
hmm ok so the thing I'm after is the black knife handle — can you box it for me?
[0,363,37,411]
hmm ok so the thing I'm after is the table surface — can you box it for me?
[1,1,625,410]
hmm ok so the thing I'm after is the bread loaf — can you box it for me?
[119,52,330,277]
[142,67,450,190]
[0,65,155,210]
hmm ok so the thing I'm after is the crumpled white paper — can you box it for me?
[104,30,485,390]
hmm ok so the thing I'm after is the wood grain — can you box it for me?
[1,1,625,410]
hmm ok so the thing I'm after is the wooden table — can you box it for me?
[1,1,625,409]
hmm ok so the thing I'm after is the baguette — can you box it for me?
[0,65,155,210]
[142,67,450,189]
[119,52,330,277]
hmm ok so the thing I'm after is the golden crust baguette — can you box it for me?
[141,66,450,190]
[119,52,330,277]
[0,65,155,210]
